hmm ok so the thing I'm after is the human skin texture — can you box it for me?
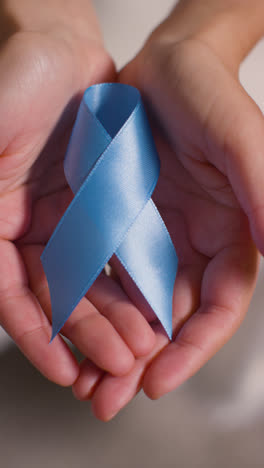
[72,0,264,421]
[0,0,157,388]
[1,0,264,422]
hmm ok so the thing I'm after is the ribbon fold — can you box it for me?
[41,83,178,340]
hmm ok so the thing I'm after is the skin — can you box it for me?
[0,0,156,387]
[72,0,264,420]
[1,0,264,421]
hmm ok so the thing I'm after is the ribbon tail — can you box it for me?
[116,199,178,339]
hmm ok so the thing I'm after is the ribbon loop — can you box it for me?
[41,83,178,340]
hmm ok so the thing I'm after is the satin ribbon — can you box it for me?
[41,83,178,340]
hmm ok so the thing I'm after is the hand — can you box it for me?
[73,0,264,419]
[0,1,156,387]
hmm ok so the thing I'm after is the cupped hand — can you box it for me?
[73,34,264,419]
[0,28,156,387]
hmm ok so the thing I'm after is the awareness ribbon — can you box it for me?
[41,83,178,340]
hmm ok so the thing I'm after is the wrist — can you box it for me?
[149,0,264,72]
[1,0,103,47]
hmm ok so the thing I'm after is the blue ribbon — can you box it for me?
[41,83,178,341]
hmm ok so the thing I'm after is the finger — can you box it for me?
[21,244,135,376]
[108,255,157,322]
[92,363,146,421]
[221,91,264,254]
[91,326,167,422]
[72,359,104,401]
[76,263,204,419]
[0,239,79,386]
[86,271,156,357]
[187,45,264,256]
[143,241,259,399]
[189,62,264,254]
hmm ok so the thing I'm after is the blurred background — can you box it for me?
[1,1,264,466]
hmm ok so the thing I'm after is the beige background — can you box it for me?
[1,1,264,466]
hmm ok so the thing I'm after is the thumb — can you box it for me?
[217,81,264,255]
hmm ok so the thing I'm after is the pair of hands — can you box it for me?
[1,2,264,421]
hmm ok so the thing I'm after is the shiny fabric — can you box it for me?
[41,83,178,340]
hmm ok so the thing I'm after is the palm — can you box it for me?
[151,118,254,349]
[78,39,261,420]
